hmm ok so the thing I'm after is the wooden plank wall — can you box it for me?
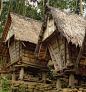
[36,43,50,61]
[71,45,79,64]
[22,42,47,66]
[9,40,22,63]
[47,32,71,70]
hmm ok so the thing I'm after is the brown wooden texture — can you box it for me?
[35,42,50,61]
[9,40,22,63]
[5,57,22,69]
[47,32,71,71]
[22,42,47,66]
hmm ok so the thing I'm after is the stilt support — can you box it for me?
[69,73,75,87]
[56,77,61,88]
[19,67,24,80]
[12,71,16,81]
[42,72,46,82]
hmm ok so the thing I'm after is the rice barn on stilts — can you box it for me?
[35,5,86,88]
[1,12,50,81]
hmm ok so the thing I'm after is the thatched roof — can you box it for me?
[41,5,86,47]
[1,12,42,44]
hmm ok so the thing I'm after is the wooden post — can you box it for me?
[78,77,81,86]
[42,72,46,82]
[12,71,16,81]
[19,67,24,80]
[69,73,75,87]
[56,77,61,88]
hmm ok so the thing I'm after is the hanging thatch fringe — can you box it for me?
[42,5,86,47]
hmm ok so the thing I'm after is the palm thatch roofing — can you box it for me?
[39,5,86,47]
[1,12,42,44]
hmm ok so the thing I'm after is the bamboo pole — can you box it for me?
[43,0,44,8]
[80,0,83,16]
[47,0,49,5]
[0,0,3,15]
[74,0,77,14]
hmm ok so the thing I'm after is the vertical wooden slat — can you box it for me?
[64,38,66,67]
[27,43,31,62]
[38,43,42,57]
[68,44,72,63]
[56,36,62,70]
[75,45,78,56]
[43,47,47,58]
[14,40,17,60]
[19,41,20,58]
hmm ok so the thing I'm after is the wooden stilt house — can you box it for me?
[1,12,49,81]
[35,5,86,88]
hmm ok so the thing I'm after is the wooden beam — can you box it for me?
[5,57,22,69]
[75,45,78,56]
[42,72,46,82]
[56,77,61,88]
[43,46,47,58]
[48,43,59,65]
[68,44,72,63]
[27,43,31,62]
[69,73,75,87]
[47,45,58,70]
[19,67,24,80]
[38,43,42,57]
[0,54,9,57]
[0,71,10,73]
[64,38,66,67]
[56,36,63,69]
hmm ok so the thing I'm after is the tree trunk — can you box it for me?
[74,0,77,14]
[43,0,44,8]
[80,0,83,16]
[0,0,3,15]
[47,0,49,5]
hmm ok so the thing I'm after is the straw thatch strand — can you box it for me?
[42,5,86,47]
[2,12,42,44]
[10,12,42,44]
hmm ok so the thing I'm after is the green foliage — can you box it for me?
[0,76,10,91]
[48,66,56,80]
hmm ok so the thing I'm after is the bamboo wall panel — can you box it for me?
[9,41,22,63]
